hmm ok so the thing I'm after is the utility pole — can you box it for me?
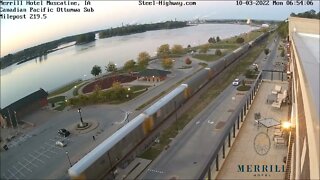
[14,111,20,133]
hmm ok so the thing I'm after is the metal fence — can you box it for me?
[198,72,263,179]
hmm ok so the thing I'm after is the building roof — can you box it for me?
[138,69,171,77]
[292,33,319,119]
[0,88,48,114]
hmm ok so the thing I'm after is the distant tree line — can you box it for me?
[99,21,187,39]
[76,33,96,44]
[291,10,319,19]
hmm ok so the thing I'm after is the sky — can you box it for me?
[1,0,319,56]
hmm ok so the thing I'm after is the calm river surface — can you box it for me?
[1,24,257,108]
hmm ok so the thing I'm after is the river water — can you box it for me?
[1,24,258,108]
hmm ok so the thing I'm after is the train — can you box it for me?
[68,31,270,180]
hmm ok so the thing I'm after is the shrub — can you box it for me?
[215,49,222,56]
[236,37,245,44]
[185,57,192,65]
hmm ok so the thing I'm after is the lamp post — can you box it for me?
[13,111,20,133]
[127,87,131,98]
[152,76,155,86]
[65,151,72,167]
[78,108,84,127]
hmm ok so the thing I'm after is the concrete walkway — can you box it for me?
[216,81,289,179]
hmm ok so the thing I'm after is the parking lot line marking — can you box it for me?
[7,169,18,179]
[18,161,32,173]
[34,150,51,159]
[23,157,38,168]
[29,153,45,164]
[49,139,56,142]
[41,146,58,154]
[12,165,25,177]
[45,142,63,150]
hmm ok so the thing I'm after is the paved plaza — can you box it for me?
[217,80,289,179]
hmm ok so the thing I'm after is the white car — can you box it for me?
[55,140,67,147]
[232,79,240,86]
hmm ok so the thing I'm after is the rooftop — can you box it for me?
[291,33,319,120]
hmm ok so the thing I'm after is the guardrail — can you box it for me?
[198,72,263,179]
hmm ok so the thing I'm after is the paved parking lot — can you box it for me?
[1,135,71,180]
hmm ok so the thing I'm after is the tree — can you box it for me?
[215,49,222,56]
[216,36,221,42]
[157,44,170,58]
[137,52,150,67]
[91,65,102,77]
[162,58,173,69]
[106,62,117,73]
[171,44,184,54]
[208,37,216,43]
[236,37,245,44]
[199,44,210,53]
[185,57,192,65]
[264,48,270,56]
[123,59,136,72]
[187,44,191,48]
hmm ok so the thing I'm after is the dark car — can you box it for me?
[58,129,70,137]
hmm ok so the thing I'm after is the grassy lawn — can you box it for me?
[193,54,223,62]
[237,85,251,91]
[54,102,67,111]
[49,80,83,97]
[139,32,272,160]
[48,96,66,104]
[73,82,87,96]
[129,85,150,92]
[178,65,192,69]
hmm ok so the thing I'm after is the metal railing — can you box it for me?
[198,72,263,179]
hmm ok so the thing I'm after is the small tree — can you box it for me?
[162,58,173,69]
[91,65,102,77]
[216,36,221,42]
[208,37,216,43]
[187,44,191,48]
[106,62,117,73]
[124,59,136,72]
[185,57,192,65]
[236,37,245,44]
[137,52,150,68]
[157,44,170,58]
[264,48,270,56]
[215,49,222,56]
[171,44,184,54]
[199,44,210,53]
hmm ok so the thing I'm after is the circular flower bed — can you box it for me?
[82,75,136,94]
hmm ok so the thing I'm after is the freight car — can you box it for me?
[68,31,270,179]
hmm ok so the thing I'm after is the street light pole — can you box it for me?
[78,108,84,127]
[14,111,20,133]
[65,151,72,167]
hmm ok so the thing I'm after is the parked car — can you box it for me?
[58,129,70,137]
[55,140,67,147]
[232,79,241,86]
